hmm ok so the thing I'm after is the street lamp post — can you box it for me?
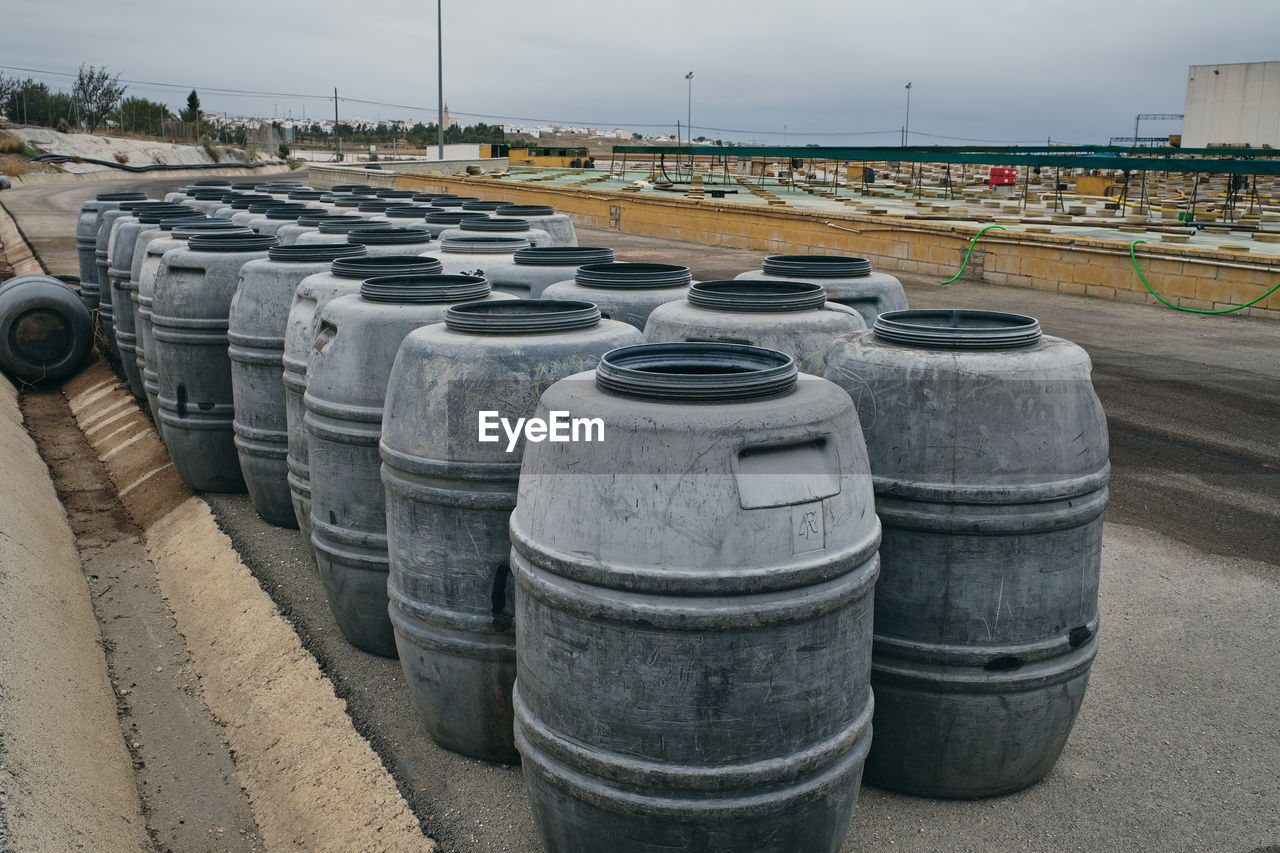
[437,0,445,160]
[903,82,912,146]
[685,71,694,166]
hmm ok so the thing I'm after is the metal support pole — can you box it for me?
[437,0,445,160]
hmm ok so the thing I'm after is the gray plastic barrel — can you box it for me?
[248,205,312,237]
[230,200,284,227]
[276,213,364,247]
[381,300,642,762]
[152,232,277,491]
[0,275,94,385]
[112,206,203,398]
[644,280,865,374]
[345,226,436,257]
[437,217,553,249]
[542,262,693,329]
[215,193,273,220]
[511,342,880,852]
[305,275,512,656]
[230,243,367,527]
[494,205,576,246]
[78,192,146,309]
[135,221,252,419]
[735,255,908,326]
[823,309,1109,798]
[294,218,383,244]
[186,188,234,216]
[431,235,531,277]
[135,220,252,420]
[422,211,490,238]
[479,246,615,299]
[103,202,194,358]
[284,255,444,551]
[96,202,150,347]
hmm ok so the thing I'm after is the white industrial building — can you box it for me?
[1182,61,1280,148]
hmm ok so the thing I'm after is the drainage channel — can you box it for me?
[21,388,262,852]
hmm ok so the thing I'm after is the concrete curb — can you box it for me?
[64,363,436,853]
[0,197,44,275]
[0,372,151,851]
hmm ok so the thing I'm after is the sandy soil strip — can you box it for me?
[64,363,435,853]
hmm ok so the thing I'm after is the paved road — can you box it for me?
[4,172,1278,852]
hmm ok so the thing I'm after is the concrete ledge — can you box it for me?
[63,363,435,853]
[0,372,151,851]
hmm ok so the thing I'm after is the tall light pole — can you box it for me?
[437,0,445,160]
[685,71,694,144]
[903,82,912,147]
[685,71,694,166]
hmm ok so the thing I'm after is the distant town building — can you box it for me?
[440,104,461,130]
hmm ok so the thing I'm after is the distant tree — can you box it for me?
[72,64,126,133]
[180,90,201,125]
[0,72,18,115]
[119,96,170,137]
[2,79,75,128]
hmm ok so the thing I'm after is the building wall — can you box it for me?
[1183,61,1280,148]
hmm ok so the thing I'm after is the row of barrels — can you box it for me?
[76,179,1108,853]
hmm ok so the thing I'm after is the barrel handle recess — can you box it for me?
[313,320,338,355]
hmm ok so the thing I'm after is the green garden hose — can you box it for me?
[1130,240,1280,315]
[940,224,1007,285]
[939,225,1280,315]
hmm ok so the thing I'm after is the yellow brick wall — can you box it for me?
[349,172,1280,318]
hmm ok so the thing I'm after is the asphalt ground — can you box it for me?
[3,170,1277,852]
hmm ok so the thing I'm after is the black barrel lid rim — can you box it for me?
[761,255,872,278]
[317,219,377,233]
[347,227,433,246]
[687,280,826,312]
[288,190,326,200]
[872,309,1042,349]
[96,191,148,202]
[186,233,278,252]
[575,262,692,290]
[433,196,480,207]
[445,299,600,335]
[440,235,530,254]
[168,222,253,237]
[514,246,615,266]
[384,206,432,219]
[136,207,204,224]
[425,211,490,224]
[297,212,363,227]
[374,189,415,198]
[264,206,312,220]
[360,274,490,304]
[268,244,367,263]
[357,200,397,212]
[461,200,517,211]
[596,342,797,402]
[459,217,531,232]
[330,255,442,278]
[496,205,555,217]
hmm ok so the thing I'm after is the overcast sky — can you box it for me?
[4,0,1278,144]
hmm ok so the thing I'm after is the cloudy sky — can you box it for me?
[4,0,1278,144]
